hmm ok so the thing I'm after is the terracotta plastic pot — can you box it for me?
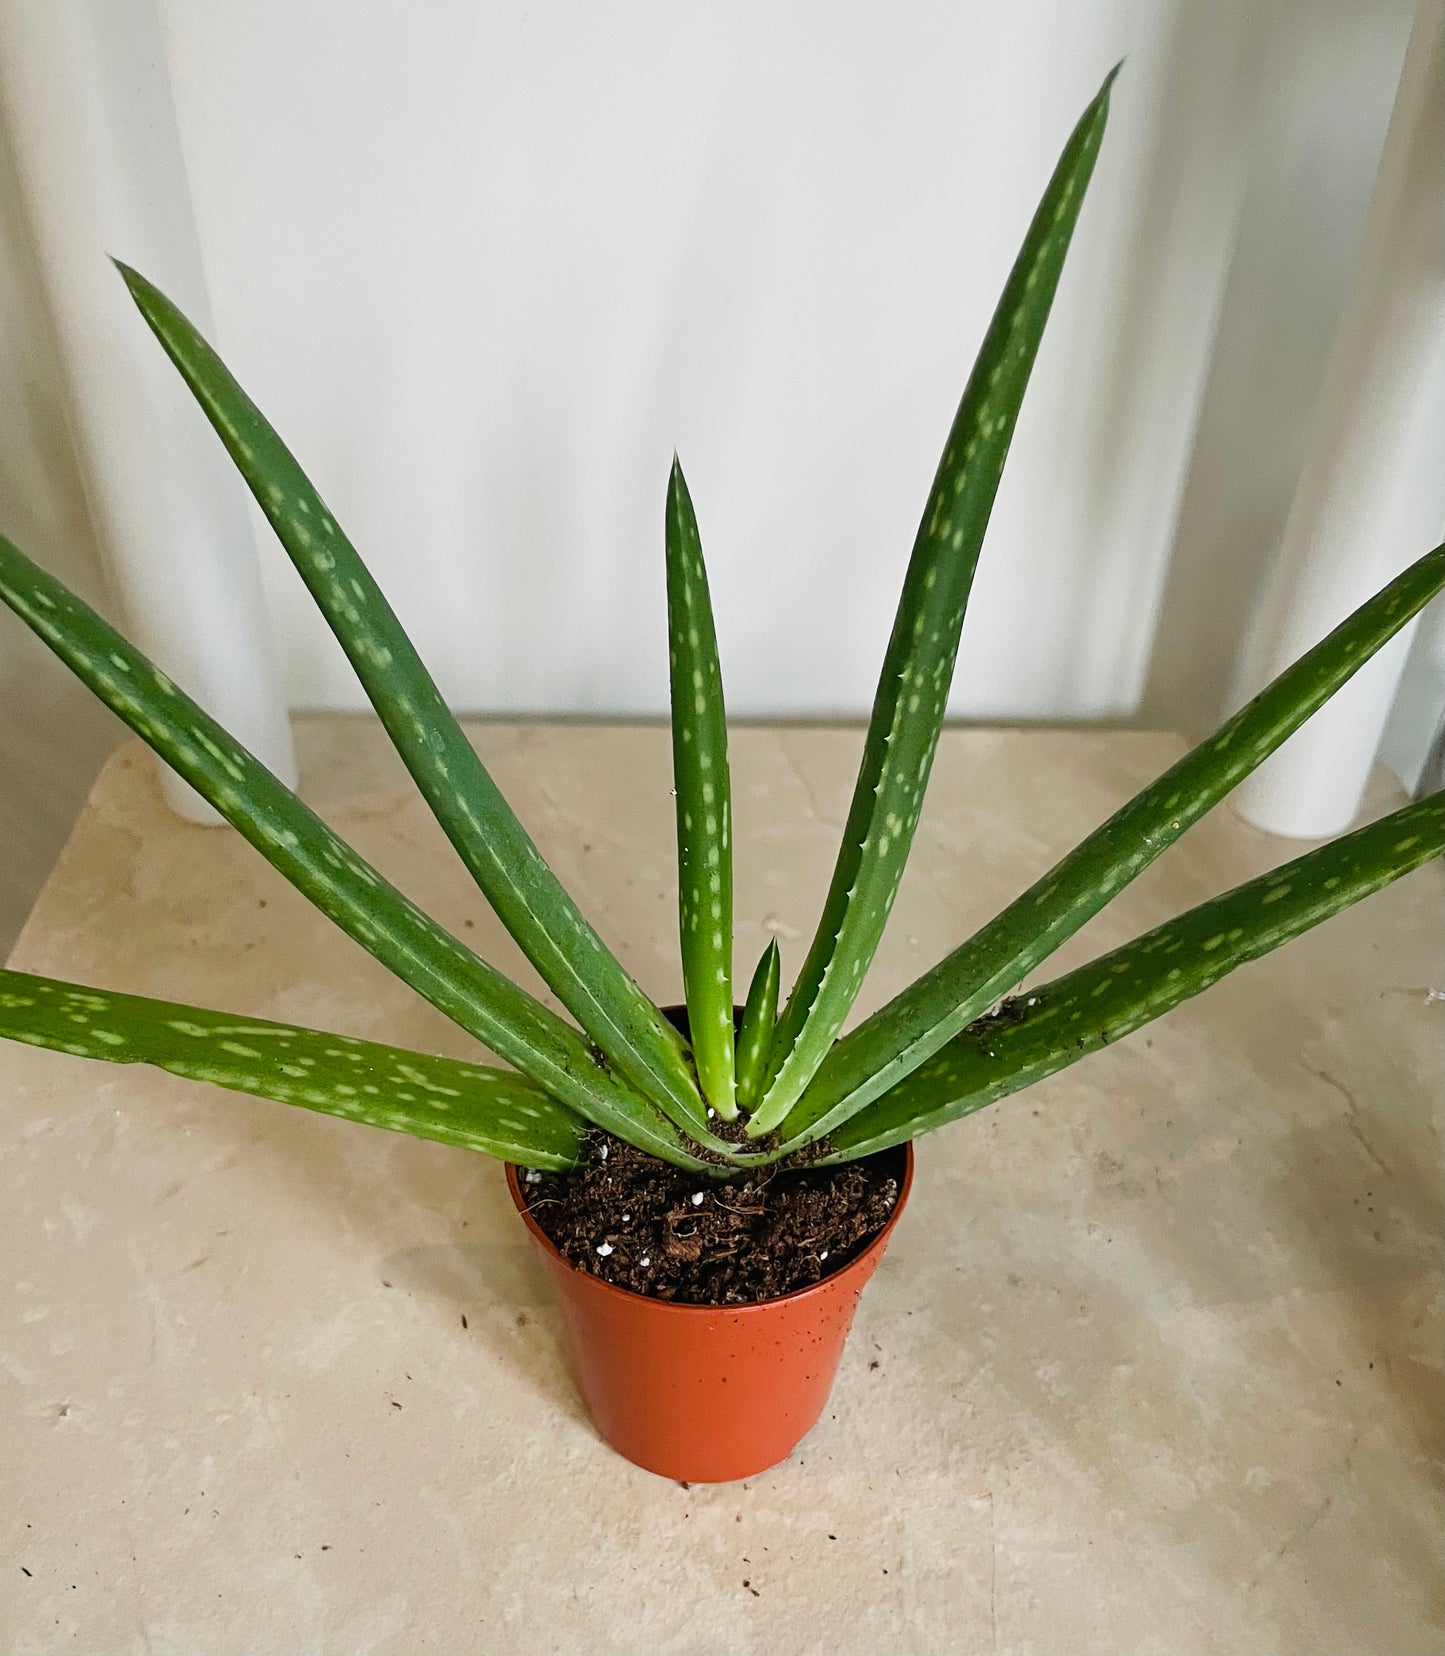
[506,1141,913,1483]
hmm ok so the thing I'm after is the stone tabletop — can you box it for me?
[2,720,1440,1656]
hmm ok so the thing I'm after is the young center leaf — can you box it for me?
[0,970,586,1168]
[818,791,1444,1161]
[747,65,1120,1135]
[115,262,707,1137]
[0,534,713,1172]
[735,938,780,1111]
[666,459,736,1117]
[779,540,1445,1149]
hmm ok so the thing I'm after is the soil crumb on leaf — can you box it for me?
[520,1134,904,1305]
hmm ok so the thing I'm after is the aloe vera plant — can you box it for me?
[1,67,1440,1198]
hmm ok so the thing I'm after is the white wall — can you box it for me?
[0,0,1433,765]
[140,0,1415,726]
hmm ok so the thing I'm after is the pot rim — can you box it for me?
[505,1139,914,1316]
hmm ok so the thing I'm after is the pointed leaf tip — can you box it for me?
[110,256,144,295]
[735,937,781,1111]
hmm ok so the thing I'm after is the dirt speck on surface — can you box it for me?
[519,1133,905,1305]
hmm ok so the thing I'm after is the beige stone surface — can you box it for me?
[2,719,1441,1656]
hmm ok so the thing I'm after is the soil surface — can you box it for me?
[519,1133,905,1305]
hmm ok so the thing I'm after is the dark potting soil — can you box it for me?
[519,1133,905,1305]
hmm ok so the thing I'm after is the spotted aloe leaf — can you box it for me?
[734,938,780,1110]
[0,969,586,1168]
[0,534,712,1172]
[666,459,736,1117]
[777,540,1445,1150]
[747,66,1120,1135]
[818,792,1443,1161]
[114,263,707,1138]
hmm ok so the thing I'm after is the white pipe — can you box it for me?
[1232,0,1445,840]
[0,0,296,821]
[1379,589,1445,794]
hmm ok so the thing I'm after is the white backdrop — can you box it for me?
[150,0,1415,720]
[0,1,1434,774]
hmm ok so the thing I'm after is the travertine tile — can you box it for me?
[2,721,1439,1655]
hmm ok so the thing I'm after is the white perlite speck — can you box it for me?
[595,1242,613,1257]
[690,1192,705,1206]
[640,1257,650,1267]
[819,1250,829,1261]
[523,1170,542,1184]
[598,1143,609,1161]
[622,1213,631,1222]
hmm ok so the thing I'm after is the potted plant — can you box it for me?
[1,68,1439,1483]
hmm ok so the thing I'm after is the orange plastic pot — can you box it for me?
[506,1142,913,1483]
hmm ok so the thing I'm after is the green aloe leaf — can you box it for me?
[780,541,1445,1149]
[0,969,586,1168]
[748,66,1119,1134]
[666,458,736,1117]
[0,534,713,1172]
[114,262,706,1137]
[735,938,780,1110]
[821,791,1443,1161]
